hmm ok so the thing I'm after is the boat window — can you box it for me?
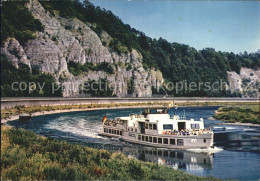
[131,128,133,132]
[109,129,112,133]
[158,138,162,144]
[170,139,175,145]
[163,124,173,130]
[138,135,141,140]
[153,124,157,130]
[145,123,148,129]
[135,129,137,132]
[113,130,117,134]
[177,152,184,159]
[163,151,168,157]
[117,130,119,135]
[149,150,152,155]
[163,138,169,144]
[157,109,163,113]
[149,137,152,142]
[170,151,176,158]
[153,151,157,155]
[151,109,157,114]
[203,138,206,143]
[149,124,153,130]
[104,128,107,133]
[120,131,122,136]
[191,124,200,129]
[177,139,184,146]
[129,133,136,137]
[144,108,151,114]
[142,135,145,141]
[153,137,157,143]
[158,151,162,156]
[145,136,148,142]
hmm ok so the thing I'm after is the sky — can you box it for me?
[89,0,260,54]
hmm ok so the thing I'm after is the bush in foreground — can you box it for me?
[1,126,220,180]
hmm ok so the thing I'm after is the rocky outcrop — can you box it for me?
[1,38,31,69]
[227,68,260,97]
[24,35,68,76]
[151,69,164,88]
[1,0,164,97]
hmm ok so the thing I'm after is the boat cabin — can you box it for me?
[104,107,205,136]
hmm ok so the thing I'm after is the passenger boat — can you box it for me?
[100,106,214,149]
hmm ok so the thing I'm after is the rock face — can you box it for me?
[1,0,163,97]
[227,68,260,97]
[1,38,31,69]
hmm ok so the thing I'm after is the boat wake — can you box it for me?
[44,116,105,139]
[186,146,223,153]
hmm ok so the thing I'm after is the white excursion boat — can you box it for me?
[100,106,214,149]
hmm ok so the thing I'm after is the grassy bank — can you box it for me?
[1,102,170,120]
[1,126,219,180]
[1,101,259,120]
[214,104,260,124]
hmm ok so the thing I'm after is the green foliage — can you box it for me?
[96,62,114,74]
[127,79,135,94]
[68,61,114,76]
[80,78,114,97]
[214,105,260,124]
[1,126,220,180]
[242,78,251,85]
[1,1,44,45]
[1,55,62,97]
[109,39,128,55]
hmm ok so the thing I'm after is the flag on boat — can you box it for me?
[102,115,107,122]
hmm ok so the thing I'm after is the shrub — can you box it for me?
[67,61,114,76]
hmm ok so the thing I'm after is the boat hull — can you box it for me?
[100,131,214,149]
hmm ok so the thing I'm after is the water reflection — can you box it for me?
[122,147,213,171]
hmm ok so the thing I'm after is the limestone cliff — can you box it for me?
[1,0,164,97]
[227,68,260,97]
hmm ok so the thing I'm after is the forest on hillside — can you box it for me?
[1,0,260,97]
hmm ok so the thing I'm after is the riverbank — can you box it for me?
[1,104,166,123]
[1,125,220,180]
[1,102,176,123]
[214,104,260,125]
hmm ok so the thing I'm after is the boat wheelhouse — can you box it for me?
[100,107,214,149]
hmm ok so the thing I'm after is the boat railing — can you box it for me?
[104,120,123,127]
[179,115,186,120]
[161,129,210,136]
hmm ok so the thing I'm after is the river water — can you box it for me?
[7,106,260,180]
